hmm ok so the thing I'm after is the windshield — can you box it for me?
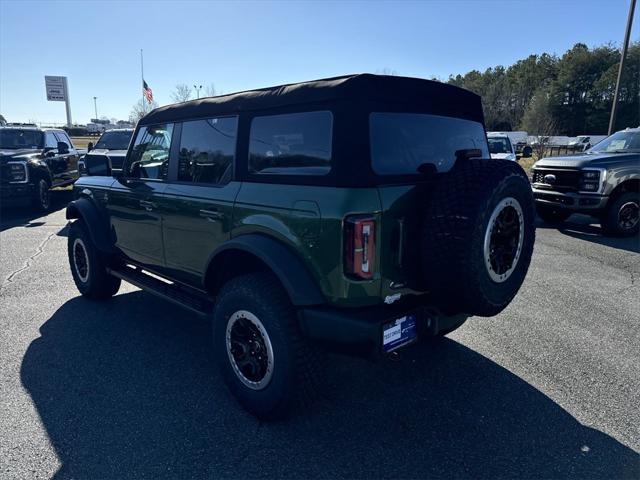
[370,113,489,174]
[488,137,512,154]
[94,130,133,150]
[588,130,640,154]
[0,129,44,150]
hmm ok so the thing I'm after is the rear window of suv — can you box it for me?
[369,113,489,175]
[249,111,332,175]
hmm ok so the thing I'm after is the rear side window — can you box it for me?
[370,113,489,175]
[127,124,174,180]
[249,111,332,175]
[178,117,238,184]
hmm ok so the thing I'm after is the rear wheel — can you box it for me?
[68,220,121,299]
[536,205,571,224]
[212,272,324,420]
[601,192,639,236]
[421,159,535,317]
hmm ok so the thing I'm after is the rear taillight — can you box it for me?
[344,215,375,280]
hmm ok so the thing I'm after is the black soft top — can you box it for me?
[140,74,483,126]
[139,74,485,187]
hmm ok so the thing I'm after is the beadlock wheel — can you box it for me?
[483,196,524,283]
[72,237,90,283]
[618,201,639,232]
[226,310,274,391]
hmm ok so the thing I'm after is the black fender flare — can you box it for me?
[205,234,325,306]
[65,198,115,253]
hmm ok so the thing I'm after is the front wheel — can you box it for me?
[68,220,121,299]
[601,192,639,236]
[31,177,51,212]
[212,272,324,420]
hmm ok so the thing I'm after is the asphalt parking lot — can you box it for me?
[1,190,638,480]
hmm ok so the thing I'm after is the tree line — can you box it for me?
[448,42,639,135]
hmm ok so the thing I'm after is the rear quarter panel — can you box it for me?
[233,182,382,307]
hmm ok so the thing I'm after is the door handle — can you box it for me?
[140,200,156,211]
[199,209,223,221]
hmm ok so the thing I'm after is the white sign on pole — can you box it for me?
[45,76,67,101]
[45,75,72,127]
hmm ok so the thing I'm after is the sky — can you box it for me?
[1,0,638,125]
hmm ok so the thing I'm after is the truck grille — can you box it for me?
[531,168,581,192]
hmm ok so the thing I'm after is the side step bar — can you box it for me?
[107,264,214,316]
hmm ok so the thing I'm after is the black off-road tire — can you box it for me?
[212,272,325,420]
[31,177,51,212]
[601,192,640,236]
[421,158,535,317]
[522,146,533,158]
[68,220,121,299]
[536,204,571,224]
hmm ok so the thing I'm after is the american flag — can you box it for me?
[143,80,153,103]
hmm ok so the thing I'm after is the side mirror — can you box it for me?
[129,161,142,178]
[57,141,69,154]
[87,142,94,152]
[83,154,112,177]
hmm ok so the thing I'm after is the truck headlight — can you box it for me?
[8,162,28,183]
[579,169,605,193]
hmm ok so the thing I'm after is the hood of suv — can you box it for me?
[0,148,40,161]
[534,152,639,169]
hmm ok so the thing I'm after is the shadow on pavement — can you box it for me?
[536,214,640,254]
[22,291,639,479]
[0,189,73,233]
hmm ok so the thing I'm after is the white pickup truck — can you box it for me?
[487,132,517,161]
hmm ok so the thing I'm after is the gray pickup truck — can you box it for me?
[531,127,639,236]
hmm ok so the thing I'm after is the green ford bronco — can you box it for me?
[67,74,535,418]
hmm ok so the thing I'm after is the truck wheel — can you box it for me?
[421,159,535,317]
[536,205,571,224]
[68,220,121,299]
[601,192,639,236]
[522,146,533,158]
[212,272,324,420]
[32,177,51,212]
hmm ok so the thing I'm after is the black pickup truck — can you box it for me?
[0,126,79,211]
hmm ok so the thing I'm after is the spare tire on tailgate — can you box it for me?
[421,158,535,317]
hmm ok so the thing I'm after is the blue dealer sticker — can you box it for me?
[382,314,417,353]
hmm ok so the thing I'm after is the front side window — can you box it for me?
[127,124,174,180]
[370,113,489,175]
[45,132,57,149]
[54,131,71,149]
[178,117,238,184]
[249,111,332,175]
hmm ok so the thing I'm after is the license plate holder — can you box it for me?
[382,313,418,353]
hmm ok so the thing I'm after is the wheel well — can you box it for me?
[609,179,639,203]
[204,249,269,297]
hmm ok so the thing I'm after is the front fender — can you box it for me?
[66,198,115,253]
[205,234,325,306]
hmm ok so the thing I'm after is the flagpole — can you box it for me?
[140,49,145,110]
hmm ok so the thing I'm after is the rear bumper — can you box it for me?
[532,187,608,213]
[0,183,33,207]
[298,296,468,358]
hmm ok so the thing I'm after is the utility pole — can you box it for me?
[194,84,203,99]
[608,0,636,135]
[93,96,98,120]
